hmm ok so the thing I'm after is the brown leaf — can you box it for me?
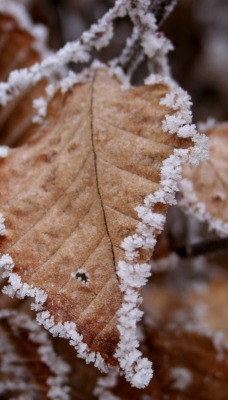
[0,309,70,400]
[180,123,228,237]
[0,68,200,386]
[0,7,47,146]
[145,326,228,400]
[187,277,228,340]
[92,325,228,400]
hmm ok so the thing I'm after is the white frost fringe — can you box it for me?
[0,0,128,106]
[113,78,208,388]
[0,213,7,236]
[0,255,110,375]
[179,178,228,237]
[0,309,70,400]
[0,0,50,57]
[0,78,208,388]
[0,147,9,239]
[0,145,9,159]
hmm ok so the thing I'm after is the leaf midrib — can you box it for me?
[90,72,119,280]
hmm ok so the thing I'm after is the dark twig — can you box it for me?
[150,0,177,25]
[174,237,228,258]
[115,0,177,76]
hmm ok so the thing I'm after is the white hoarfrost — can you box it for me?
[0,309,70,400]
[0,76,207,388]
[0,213,7,236]
[0,255,110,374]
[179,178,228,237]
[0,0,129,106]
[0,145,9,158]
[93,370,120,400]
[0,71,208,388]
[113,77,208,388]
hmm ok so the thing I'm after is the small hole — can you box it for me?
[73,269,89,286]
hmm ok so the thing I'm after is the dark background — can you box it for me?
[27,0,228,123]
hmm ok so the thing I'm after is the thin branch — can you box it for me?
[0,0,129,105]
[174,237,228,258]
[114,0,177,76]
[150,0,177,25]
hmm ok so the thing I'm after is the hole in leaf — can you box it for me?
[74,270,89,286]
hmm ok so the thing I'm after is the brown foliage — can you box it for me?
[0,68,194,365]
[0,12,46,146]
[181,124,228,235]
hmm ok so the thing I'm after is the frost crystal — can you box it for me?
[170,367,192,390]
[179,179,228,237]
[0,253,109,375]
[0,310,70,400]
[93,370,120,400]
[0,0,129,105]
[0,146,9,158]
[114,70,208,388]
[0,214,7,236]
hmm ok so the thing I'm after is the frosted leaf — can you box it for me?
[179,123,228,237]
[0,1,54,146]
[0,309,70,399]
[0,68,207,388]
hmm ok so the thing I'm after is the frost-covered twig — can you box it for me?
[0,0,129,105]
[113,0,176,78]
[0,0,177,105]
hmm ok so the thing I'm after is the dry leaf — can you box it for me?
[187,277,228,340]
[0,68,204,387]
[145,326,228,400]
[0,309,70,400]
[0,2,49,146]
[179,123,228,237]
[92,324,228,400]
